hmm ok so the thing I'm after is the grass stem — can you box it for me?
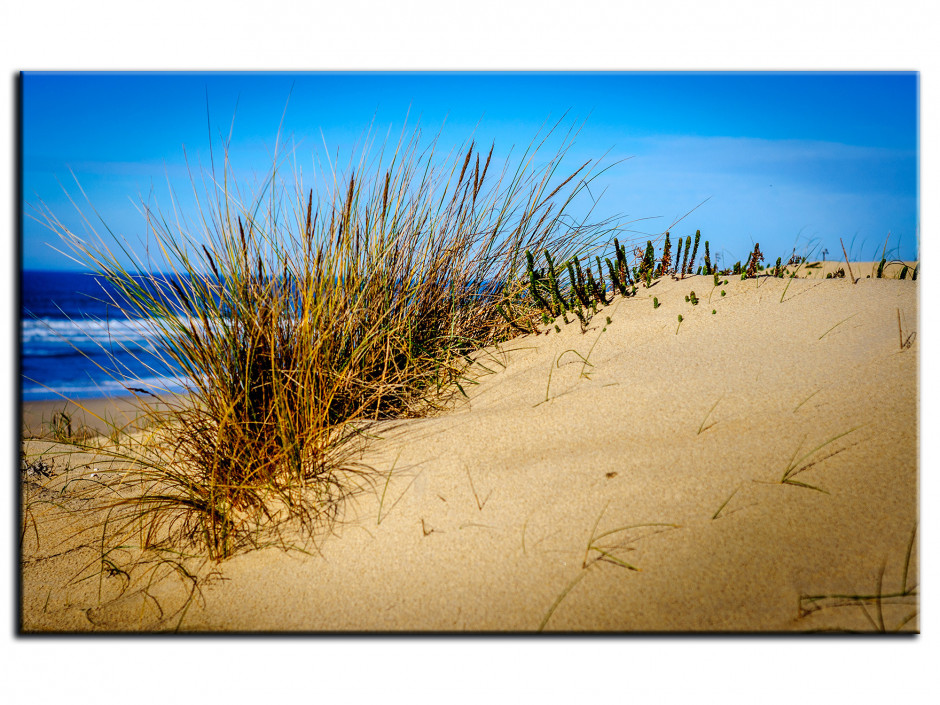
[697,396,723,435]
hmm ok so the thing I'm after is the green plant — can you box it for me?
[640,240,656,285]
[50,411,73,442]
[538,572,588,631]
[544,249,567,317]
[679,235,691,278]
[659,231,672,276]
[39,408,95,444]
[676,314,683,334]
[605,257,626,297]
[745,242,763,278]
[376,450,403,525]
[653,297,660,309]
[818,313,858,340]
[703,240,712,275]
[537,330,607,406]
[567,258,592,311]
[611,237,634,295]
[793,388,821,413]
[591,256,610,306]
[697,396,722,434]
[711,487,739,520]
[525,249,556,316]
[777,244,821,302]
[672,236,683,277]
[780,427,862,493]
[540,353,560,404]
[538,505,677,630]
[558,327,607,382]
[798,524,918,632]
[496,302,536,335]
[688,290,698,305]
[687,230,700,275]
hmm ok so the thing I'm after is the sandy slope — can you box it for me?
[20,265,918,632]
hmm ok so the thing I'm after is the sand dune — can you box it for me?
[20,265,918,632]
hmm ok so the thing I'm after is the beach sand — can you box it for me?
[20,262,919,632]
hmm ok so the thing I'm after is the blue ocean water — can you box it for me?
[21,270,511,401]
[21,270,186,401]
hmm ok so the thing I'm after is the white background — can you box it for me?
[2,1,936,702]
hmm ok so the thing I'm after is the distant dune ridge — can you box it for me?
[21,264,917,632]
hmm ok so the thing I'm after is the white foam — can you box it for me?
[20,316,191,356]
[21,373,191,401]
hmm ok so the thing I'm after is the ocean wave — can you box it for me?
[21,373,191,401]
[21,314,310,357]
[21,316,190,356]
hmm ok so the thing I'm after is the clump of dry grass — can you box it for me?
[34,119,630,561]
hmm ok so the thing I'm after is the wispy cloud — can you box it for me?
[577,135,917,259]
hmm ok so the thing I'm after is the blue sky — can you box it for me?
[21,71,919,270]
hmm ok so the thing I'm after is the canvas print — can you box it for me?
[20,71,918,632]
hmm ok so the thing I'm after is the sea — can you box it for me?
[21,270,187,401]
[21,269,510,402]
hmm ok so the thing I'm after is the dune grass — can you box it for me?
[710,487,739,520]
[537,503,678,630]
[817,313,858,341]
[780,426,862,493]
[33,120,633,562]
[697,395,722,435]
[798,524,918,632]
